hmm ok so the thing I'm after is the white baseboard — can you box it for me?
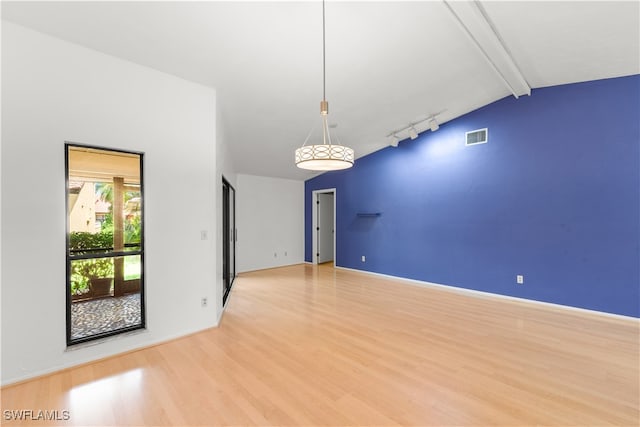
[237,260,305,274]
[335,265,638,322]
[1,324,220,387]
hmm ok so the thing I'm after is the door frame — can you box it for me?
[311,188,337,266]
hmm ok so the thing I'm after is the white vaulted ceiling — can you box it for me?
[2,1,639,180]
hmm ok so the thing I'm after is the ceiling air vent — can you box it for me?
[466,128,488,146]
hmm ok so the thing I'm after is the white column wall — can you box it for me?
[1,22,222,384]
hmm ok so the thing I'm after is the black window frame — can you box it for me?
[65,142,146,346]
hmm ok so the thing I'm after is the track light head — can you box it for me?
[389,134,399,147]
[430,119,439,132]
[408,127,418,140]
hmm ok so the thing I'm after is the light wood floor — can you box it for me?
[2,264,639,426]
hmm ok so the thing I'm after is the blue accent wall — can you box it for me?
[305,75,640,318]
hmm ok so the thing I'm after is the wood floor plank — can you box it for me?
[2,263,638,426]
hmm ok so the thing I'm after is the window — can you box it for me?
[65,144,145,345]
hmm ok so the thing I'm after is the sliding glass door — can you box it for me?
[222,177,236,304]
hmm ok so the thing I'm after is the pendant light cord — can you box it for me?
[321,0,329,146]
[322,0,326,102]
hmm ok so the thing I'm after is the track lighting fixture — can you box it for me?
[386,112,444,145]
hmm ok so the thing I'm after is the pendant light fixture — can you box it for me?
[295,0,354,171]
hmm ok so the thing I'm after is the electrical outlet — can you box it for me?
[285,251,287,256]
[200,230,208,240]
[201,297,208,307]
[274,252,277,258]
[361,255,366,262]
[517,275,524,285]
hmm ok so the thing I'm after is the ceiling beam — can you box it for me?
[444,0,531,98]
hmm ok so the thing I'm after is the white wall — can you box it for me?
[1,22,223,384]
[236,174,304,273]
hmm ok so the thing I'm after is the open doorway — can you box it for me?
[312,188,336,265]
